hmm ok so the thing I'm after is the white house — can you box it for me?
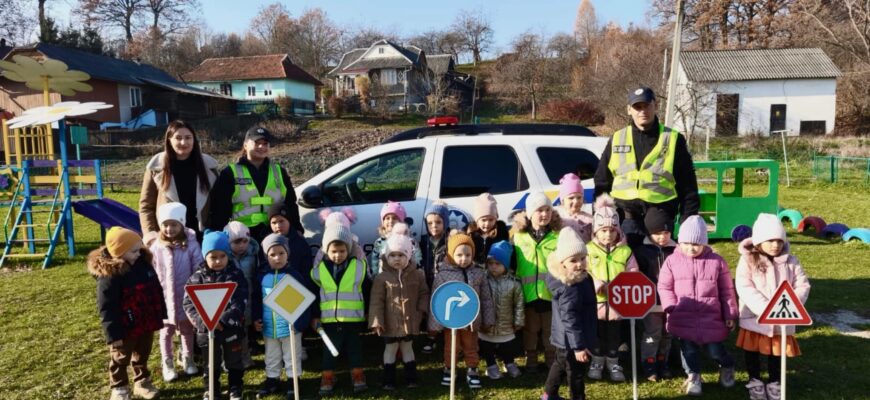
[672,48,841,137]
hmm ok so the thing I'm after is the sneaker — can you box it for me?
[466,369,482,389]
[441,368,452,386]
[319,371,336,396]
[486,364,502,380]
[422,337,436,354]
[228,387,243,400]
[351,368,367,393]
[540,393,565,400]
[202,392,209,400]
[682,373,703,396]
[606,357,626,382]
[506,363,522,378]
[183,356,199,375]
[587,356,604,380]
[719,366,736,388]
[746,378,767,400]
[162,358,178,382]
[258,377,280,396]
[109,386,131,400]
[766,381,781,400]
[132,378,159,400]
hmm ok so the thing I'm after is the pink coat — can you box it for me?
[150,228,202,325]
[658,246,738,344]
[735,238,810,337]
[558,207,593,243]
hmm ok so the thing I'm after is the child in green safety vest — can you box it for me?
[310,223,370,396]
[586,194,638,383]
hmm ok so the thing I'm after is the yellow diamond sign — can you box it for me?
[263,275,315,326]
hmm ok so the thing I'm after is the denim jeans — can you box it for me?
[679,339,734,374]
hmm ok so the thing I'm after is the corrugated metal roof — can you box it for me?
[140,78,236,100]
[680,48,841,82]
[328,48,367,76]
[428,55,454,76]
[12,43,178,85]
[343,57,412,71]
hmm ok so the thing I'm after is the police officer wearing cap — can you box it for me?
[594,87,700,248]
[206,126,302,243]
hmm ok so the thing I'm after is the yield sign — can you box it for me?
[185,282,237,331]
[758,281,812,326]
[263,275,315,326]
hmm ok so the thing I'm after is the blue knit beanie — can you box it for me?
[201,230,232,257]
[425,201,451,229]
[487,240,513,268]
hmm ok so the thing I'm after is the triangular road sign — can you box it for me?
[263,275,315,326]
[758,281,812,326]
[185,282,237,331]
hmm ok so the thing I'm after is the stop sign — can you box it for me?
[607,271,656,319]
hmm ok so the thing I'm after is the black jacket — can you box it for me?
[471,220,510,264]
[205,156,301,239]
[593,117,700,222]
[546,274,598,351]
[183,261,249,333]
[419,234,446,289]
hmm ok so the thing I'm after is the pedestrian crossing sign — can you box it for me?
[757,281,812,326]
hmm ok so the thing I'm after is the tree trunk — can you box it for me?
[38,0,47,40]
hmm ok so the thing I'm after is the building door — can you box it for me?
[715,94,739,136]
[770,104,786,134]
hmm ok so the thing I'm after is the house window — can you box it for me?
[263,83,273,97]
[130,87,142,107]
[220,83,232,96]
[379,47,384,54]
[398,70,405,84]
[382,69,397,85]
[247,85,256,97]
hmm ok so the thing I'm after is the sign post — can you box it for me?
[431,282,480,400]
[185,282,238,400]
[262,275,317,400]
[607,272,657,400]
[757,281,812,400]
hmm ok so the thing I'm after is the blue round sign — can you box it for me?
[430,281,480,329]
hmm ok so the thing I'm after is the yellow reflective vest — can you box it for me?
[608,124,679,203]
[513,230,558,303]
[310,258,366,323]
[587,242,633,304]
[230,162,287,227]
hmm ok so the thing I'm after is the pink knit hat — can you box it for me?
[390,222,411,237]
[473,193,498,220]
[381,201,407,222]
[592,194,620,234]
[386,234,414,260]
[559,173,584,200]
[223,221,250,242]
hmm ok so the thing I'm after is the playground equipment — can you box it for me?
[692,159,780,240]
[821,223,850,239]
[777,209,803,230]
[797,216,827,235]
[843,228,870,244]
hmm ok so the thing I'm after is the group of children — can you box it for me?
[90,172,810,400]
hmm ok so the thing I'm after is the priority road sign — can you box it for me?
[185,282,237,331]
[431,281,480,329]
[263,274,315,326]
[607,271,657,319]
[758,280,812,326]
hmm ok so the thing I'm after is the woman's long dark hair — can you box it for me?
[162,120,212,193]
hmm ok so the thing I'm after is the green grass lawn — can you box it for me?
[0,185,868,400]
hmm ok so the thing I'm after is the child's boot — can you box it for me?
[162,357,178,382]
[642,357,658,382]
[422,336,436,354]
[766,381,781,400]
[227,368,244,400]
[719,366,736,388]
[257,377,280,397]
[382,363,397,390]
[404,361,418,388]
[606,356,626,382]
[132,378,159,400]
[183,355,199,375]
[351,367,367,393]
[441,367,452,386]
[506,363,522,378]
[319,370,336,396]
[745,378,767,400]
[587,356,605,380]
[466,367,482,389]
[486,363,502,380]
[682,373,703,396]
[656,355,672,379]
[109,386,131,400]
[525,350,539,370]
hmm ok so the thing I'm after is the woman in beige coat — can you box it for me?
[139,121,220,243]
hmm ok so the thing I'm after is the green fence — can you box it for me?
[812,155,870,184]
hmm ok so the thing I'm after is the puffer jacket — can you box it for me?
[483,273,524,336]
[230,240,260,323]
[150,228,202,324]
[369,263,430,337]
[735,238,810,337]
[252,263,313,338]
[633,236,677,312]
[182,261,248,334]
[428,262,495,332]
[558,207,593,243]
[658,246,738,345]
[88,247,167,344]
[546,271,597,351]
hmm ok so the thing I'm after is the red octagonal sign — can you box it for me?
[607,271,656,319]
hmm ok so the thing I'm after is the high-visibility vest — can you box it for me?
[513,230,558,303]
[587,242,633,304]
[608,124,679,203]
[230,162,287,227]
[310,258,366,323]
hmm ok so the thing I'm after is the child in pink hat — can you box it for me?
[369,201,421,278]
[556,173,593,243]
[467,193,509,264]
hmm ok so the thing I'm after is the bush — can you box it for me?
[320,87,334,100]
[540,99,605,126]
[328,96,345,118]
[275,95,293,118]
[252,103,272,116]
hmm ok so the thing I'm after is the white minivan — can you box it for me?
[294,124,608,254]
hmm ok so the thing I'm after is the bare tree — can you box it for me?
[78,0,147,41]
[341,26,400,53]
[145,0,200,37]
[491,32,563,119]
[548,32,585,60]
[574,0,599,49]
[407,30,465,59]
[0,0,34,45]
[452,9,494,65]
[248,2,295,53]
[293,8,342,77]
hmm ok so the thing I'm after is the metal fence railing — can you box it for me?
[812,155,870,184]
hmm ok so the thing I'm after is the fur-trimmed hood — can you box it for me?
[547,255,588,285]
[509,209,563,236]
[738,237,791,259]
[88,247,153,277]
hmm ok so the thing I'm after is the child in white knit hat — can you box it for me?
[735,213,810,400]
[467,193,510,264]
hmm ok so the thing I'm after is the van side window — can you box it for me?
[440,145,529,198]
[322,148,424,205]
[536,147,600,182]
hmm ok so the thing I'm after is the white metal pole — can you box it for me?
[781,326,787,400]
[631,319,638,400]
[780,130,791,186]
[208,330,215,400]
[705,127,710,160]
[289,326,300,400]
[450,329,457,400]
[664,0,685,127]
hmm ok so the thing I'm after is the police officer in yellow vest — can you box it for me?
[594,87,700,248]
[206,126,302,243]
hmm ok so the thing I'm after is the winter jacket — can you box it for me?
[369,263,430,337]
[150,228,202,325]
[546,273,597,351]
[633,236,677,312]
[658,246,738,345]
[420,234,447,290]
[182,261,249,334]
[89,248,167,344]
[483,273,524,336]
[587,238,639,320]
[252,263,313,338]
[310,257,372,321]
[735,238,810,337]
[139,151,220,237]
[230,240,260,323]
[471,220,510,264]
[428,262,495,332]
[558,207,593,243]
[368,235,422,278]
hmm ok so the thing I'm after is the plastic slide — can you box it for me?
[71,198,142,234]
